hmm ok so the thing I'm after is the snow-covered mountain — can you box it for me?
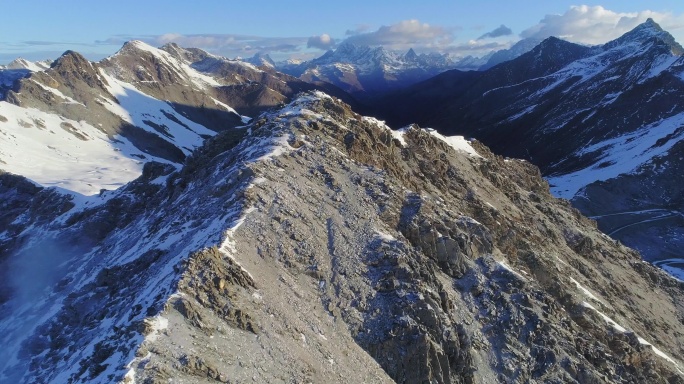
[0,41,351,197]
[369,19,684,273]
[277,42,474,96]
[243,52,276,69]
[2,92,683,382]
[275,40,556,96]
[0,59,51,98]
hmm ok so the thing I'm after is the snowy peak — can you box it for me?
[404,48,419,62]
[111,40,222,88]
[282,42,458,95]
[323,42,456,71]
[160,43,216,65]
[245,52,276,69]
[621,18,668,41]
[604,18,684,54]
[480,37,544,70]
[324,42,395,67]
[5,58,50,72]
[117,39,159,55]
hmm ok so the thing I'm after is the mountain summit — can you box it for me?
[604,18,684,54]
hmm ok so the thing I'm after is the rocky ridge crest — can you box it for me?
[1,93,682,383]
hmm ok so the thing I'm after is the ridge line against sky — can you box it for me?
[2,2,684,63]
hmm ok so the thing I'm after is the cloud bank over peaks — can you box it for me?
[521,5,684,45]
[345,24,373,36]
[342,19,454,51]
[307,34,335,50]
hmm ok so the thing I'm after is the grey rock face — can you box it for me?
[1,93,682,383]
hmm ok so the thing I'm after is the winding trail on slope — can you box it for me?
[605,211,680,236]
[588,208,676,220]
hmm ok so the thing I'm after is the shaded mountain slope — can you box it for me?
[367,19,684,271]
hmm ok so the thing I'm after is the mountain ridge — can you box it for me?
[1,92,684,383]
[0,40,354,196]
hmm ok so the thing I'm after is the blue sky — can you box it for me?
[2,1,684,63]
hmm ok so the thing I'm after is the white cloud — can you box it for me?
[342,19,453,50]
[521,5,684,45]
[445,40,511,56]
[307,34,335,50]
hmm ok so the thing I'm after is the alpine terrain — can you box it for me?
[278,42,482,97]
[0,33,683,384]
[370,19,684,279]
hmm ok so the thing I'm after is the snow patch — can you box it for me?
[210,97,250,123]
[570,277,603,303]
[582,301,683,373]
[256,134,293,162]
[496,260,527,281]
[375,229,397,242]
[101,71,216,154]
[28,79,85,106]
[219,207,257,279]
[0,101,145,196]
[143,315,168,343]
[426,128,482,158]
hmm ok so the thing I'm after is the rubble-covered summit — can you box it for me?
[1,92,683,383]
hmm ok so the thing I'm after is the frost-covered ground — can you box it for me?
[0,102,147,196]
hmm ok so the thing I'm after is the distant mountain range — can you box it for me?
[242,38,561,98]
[273,42,490,96]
